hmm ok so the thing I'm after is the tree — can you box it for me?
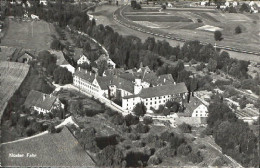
[83,42,91,53]
[53,67,73,84]
[207,58,217,72]
[214,31,223,41]
[51,39,63,50]
[96,145,124,167]
[177,143,192,155]
[235,26,242,34]
[178,123,192,133]
[125,114,139,126]
[133,102,146,117]
[97,60,108,76]
[239,3,250,13]
[143,116,153,125]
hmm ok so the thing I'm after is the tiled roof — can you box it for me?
[157,74,175,86]
[73,48,86,62]
[142,71,158,85]
[24,90,57,110]
[103,68,124,76]
[74,69,96,83]
[118,73,136,82]
[97,76,134,93]
[11,48,36,62]
[75,70,134,93]
[123,82,188,99]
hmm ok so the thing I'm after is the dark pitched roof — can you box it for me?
[0,127,95,167]
[24,90,57,110]
[118,73,136,82]
[157,74,175,86]
[96,75,134,93]
[123,82,188,99]
[103,68,124,76]
[142,71,158,85]
[73,48,86,62]
[11,48,36,62]
[112,76,135,93]
[74,69,96,83]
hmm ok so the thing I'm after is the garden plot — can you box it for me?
[196,25,223,32]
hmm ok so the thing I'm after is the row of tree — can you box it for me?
[206,100,258,167]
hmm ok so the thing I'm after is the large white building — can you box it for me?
[122,79,188,111]
[74,66,188,112]
[73,68,134,98]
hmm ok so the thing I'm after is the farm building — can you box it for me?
[73,48,90,65]
[59,59,75,74]
[0,127,95,167]
[95,54,116,69]
[24,90,64,114]
[10,48,36,64]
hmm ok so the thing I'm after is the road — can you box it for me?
[91,5,260,63]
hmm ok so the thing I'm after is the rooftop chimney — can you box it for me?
[164,78,166,83]
[78,67,81,71]
[85,70,87,73]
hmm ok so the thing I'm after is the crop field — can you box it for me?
[122,6,260,53]
[1,127,95,167]
[0,46,16,61]
[1,20,56,51]
[0,61,30,119]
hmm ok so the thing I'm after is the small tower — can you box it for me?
[134,75,142,95]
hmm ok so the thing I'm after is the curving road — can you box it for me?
[91,5,260,63]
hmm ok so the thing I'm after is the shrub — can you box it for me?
[128,133,140,140]
[178,123,192,133]
[161,5,166,10]
[135,4,142,10]
[177,143,192,156]
[48,124,56,133]
[111,113,125,125]
[96,145,125,167]
[214,31,223,41]
[148,155,161,165]
[187,151,203,163]
[143,116,153,125]
[160,131,175,142]
[125,114,139,126]
[240,3,250,13]
[235,26,242,34]
[135,123,149,133]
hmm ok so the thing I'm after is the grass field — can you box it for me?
[1,20,56,51]
[0,61,30,120]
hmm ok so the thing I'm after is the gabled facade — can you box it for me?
[77,55,90,65]
[191,104,208,117]
[24,90,64,114]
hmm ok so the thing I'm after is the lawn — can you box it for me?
[1,20,56,51]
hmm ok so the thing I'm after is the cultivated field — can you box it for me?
[1,127,95,167]
[0,61,30,120]
[1,20,56,51]
[122,5,260,53]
